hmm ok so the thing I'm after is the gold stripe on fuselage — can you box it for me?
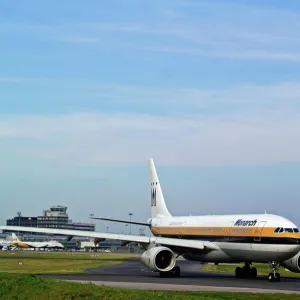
[151,226,300,240]
[11,242,30,248]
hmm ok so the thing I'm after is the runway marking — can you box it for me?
[64,280,300,294]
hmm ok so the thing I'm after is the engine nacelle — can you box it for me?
[141,246,176,272]
[281,252,300,273]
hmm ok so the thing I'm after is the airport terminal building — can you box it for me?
[3,206,143,252]
[5,205,95,234]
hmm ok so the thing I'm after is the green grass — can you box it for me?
[203,263,300,278]
[0,252,137,274]
[0,273,299,300]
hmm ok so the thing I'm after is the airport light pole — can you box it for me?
[89,214,94,232]
[17,212,21,237]
[28,217,32,236]
[128,213,133,252]
[129,213,133,235]
[89,214,94,246]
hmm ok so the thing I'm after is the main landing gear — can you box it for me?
[268,261,280,282]
[235,262,281,282]
[159,266,181,278]
[235,263,257,279]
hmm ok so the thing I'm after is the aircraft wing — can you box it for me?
[0,226,218,251]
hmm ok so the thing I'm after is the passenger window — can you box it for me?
[293,228,299,233]
[274,228,280,233]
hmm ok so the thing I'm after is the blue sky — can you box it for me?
[0,0,300,232]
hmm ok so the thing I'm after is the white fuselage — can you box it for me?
[150,213,300,263]
[12,240,64,249]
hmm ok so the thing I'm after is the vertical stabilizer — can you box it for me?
[11,233,20,242]
[148,158,171,218]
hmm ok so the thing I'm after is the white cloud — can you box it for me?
[0,77,57,84]
[3,1,300,62]
[0,77,27,83]
[0,77,40,83]
[62,37,100,44]
[162,9,185,20]
[142,46,300,62]
[1,76,299,114]
[86,81,300,112]
[0,100,299,168]
[0,79,298,168]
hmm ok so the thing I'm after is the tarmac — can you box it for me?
[45,258,300,294]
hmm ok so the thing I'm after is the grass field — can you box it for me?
[0,273,299,300]
[0,251,137,274]
[202,263,300,278]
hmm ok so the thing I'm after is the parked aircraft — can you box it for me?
[1,159,300,282]
[0,240,14,250]
[10,233,64,250]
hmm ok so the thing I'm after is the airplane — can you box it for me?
[0,240,14,250]
[0,233,19,250]
[0,158,300,282]
[10,233,64,250]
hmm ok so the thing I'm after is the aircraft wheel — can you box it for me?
[268,273,275,282]
[274,272,280,282]
[250,267,257,278]
[241,266,249,278]
[268,272,280,282]
[159,271,167,278]
[235,267,243,278]
[172,266,181,277]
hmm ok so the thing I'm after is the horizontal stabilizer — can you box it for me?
[91,217,150,227]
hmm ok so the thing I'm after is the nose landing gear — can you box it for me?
[235,263,257,279]
[268,261,280,282]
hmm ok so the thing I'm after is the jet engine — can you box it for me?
[141,246,176,272]
[281,252,300,273]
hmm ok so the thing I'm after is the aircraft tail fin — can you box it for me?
[148,158,171,218]
[11,233,20,242]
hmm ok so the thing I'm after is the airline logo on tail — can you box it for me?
[151,182,157,207]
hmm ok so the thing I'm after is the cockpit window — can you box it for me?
[274,228,295,233]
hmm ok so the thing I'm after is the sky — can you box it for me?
[0,0,300,233]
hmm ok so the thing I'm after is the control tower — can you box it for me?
[43,205,68,217]
[38,206,69,229]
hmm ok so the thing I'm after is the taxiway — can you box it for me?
[45,258,300,294]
